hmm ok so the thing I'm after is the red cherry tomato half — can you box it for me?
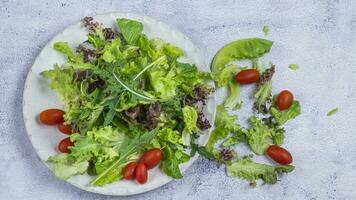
[39,109,65,125]
[140,148,163,169]
[277,90,294,110]
[58,137,74,153]
[235,69,260,84]
[57,122,73,135]
[267,145,293,165]
[135,162,148,184]
[123,162,138,180]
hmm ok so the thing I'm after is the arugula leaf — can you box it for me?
[211,38,273,78]
[270,101,301,125]
[117,18,144,45]
[103,97,120,126]
[227,157,294,184]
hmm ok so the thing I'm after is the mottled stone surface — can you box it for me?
[1,0,356,199]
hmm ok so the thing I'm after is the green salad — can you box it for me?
[39,16,301,187]
[42,17,213,186]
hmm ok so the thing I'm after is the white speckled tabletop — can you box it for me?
[1,0,356,199]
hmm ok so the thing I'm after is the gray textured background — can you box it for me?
[1,0,356,199]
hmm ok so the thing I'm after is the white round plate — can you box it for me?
[23,13,216,196]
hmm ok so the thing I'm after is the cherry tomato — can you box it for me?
[267,145,293,165]
[57,122,73,135]
[277,90,294,110]
[123,162,138,180]
[135,162,148,184]
[235,69,260,84]
[58,137,74,153]
[39,109,65,125]
[140,148,163,169]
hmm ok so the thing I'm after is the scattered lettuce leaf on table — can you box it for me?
[227,157,294,184]
[270,101,301,125]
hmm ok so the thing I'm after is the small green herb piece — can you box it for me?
[288,64,299,70]
[327,108,339,116]
[262,26,270,36]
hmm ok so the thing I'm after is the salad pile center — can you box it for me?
[41,17,213,186]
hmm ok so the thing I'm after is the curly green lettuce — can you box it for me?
[206,105,241,155]
[227,157,294,184]
[47,154,89,180]
[270,101,301,125]
[245,117,285,155]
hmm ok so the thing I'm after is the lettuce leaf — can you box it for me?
[158,128,184,150]
[254,66,275,113]
[211,38,273,77]
[148,64,178,100]
[222,129,247,147]
[53,42,93,69]
[215,105,239,131]
[224,79,240,109]
[163,43,184,58]
[206,126,229,152]
[182,106,200,145]
[213,64,239,87]
[227,157,294,184]
[245,117,274,155]
[117,18,143,45]
[161,143,190,179]
[47,154,89,180]
[270,101,301,125]
[206,105,240,153]
[41,64,79,107]
[254,80,272,113]
[102,38,123,63]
